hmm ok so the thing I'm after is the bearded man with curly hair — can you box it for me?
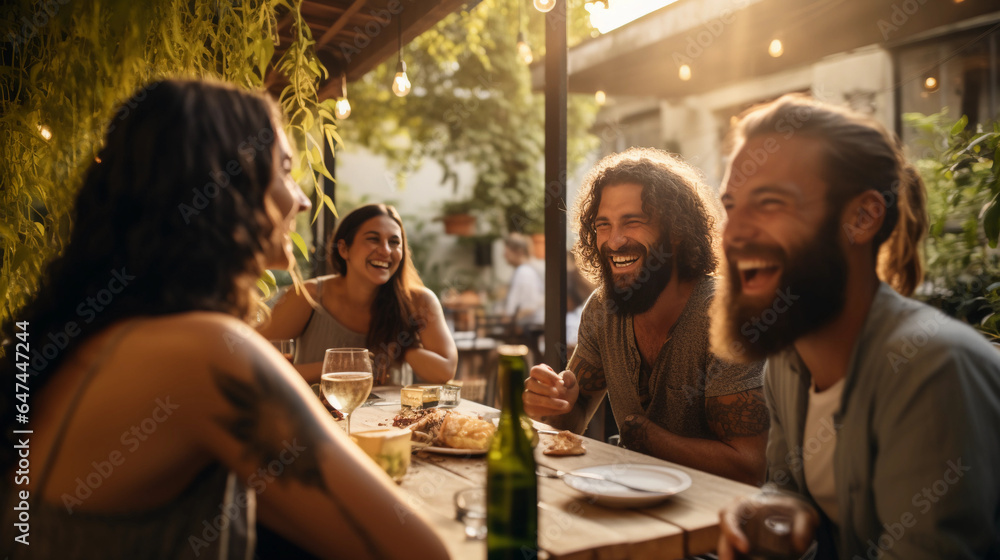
[522,147,768,485]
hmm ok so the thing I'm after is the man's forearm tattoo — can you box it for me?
[572,357,607,393]
[706,389,770,440]
[620,414,652,454]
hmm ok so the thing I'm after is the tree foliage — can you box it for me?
[907,112,1000,338]
[339,0,599,235]
[0,0,334,327]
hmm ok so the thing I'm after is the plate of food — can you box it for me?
[393,409,495,455]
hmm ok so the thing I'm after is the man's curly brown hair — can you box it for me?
[572,147,722,284]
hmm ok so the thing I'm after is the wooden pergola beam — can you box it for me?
[315,0,367,51]
[301,0,388,24]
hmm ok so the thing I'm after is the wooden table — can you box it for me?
[352,388,757,560]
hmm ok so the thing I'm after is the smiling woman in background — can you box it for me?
[0,79,448,560]
[260,204,457,385]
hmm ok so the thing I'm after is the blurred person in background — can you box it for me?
[501,233,545,331]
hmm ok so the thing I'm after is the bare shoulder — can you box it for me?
[412,286,443,310]
[128,312,266,369]
[259,279,327,339]
[124,312,311,414]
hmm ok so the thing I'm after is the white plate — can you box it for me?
[561,464,692,508]
[417,446,488,456]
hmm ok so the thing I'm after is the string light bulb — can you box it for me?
[595,90,606,105]
[515,2,533,65]
[924,76,938,91]
[534,0,556,12]
[768,39,784,58]
[334,73,351,119]
[38,124,52,140]
[392,61,411,97]
[392,17,411,97]
[517,33,534,64]
[678,64,692,81]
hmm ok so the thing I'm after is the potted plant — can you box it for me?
[439,199,480,236]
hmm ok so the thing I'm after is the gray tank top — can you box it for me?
[1,322,255,560]
[296,278,412,386]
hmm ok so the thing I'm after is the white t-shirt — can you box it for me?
[504,262,545,326]
[803,376,845,525]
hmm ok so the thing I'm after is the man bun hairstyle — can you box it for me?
[729,94,928,296]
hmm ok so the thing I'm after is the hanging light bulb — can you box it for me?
[534,0,556,12]
[517,31,533,64]
[392,18,411,97]
[38,124,52,141]
[768,39,784,58]
[678,64,692,81]
[334,73,351,119]
[335,98,352,119]
[392,60,411,97]
[595,90,606,105]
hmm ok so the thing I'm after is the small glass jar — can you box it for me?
[439,384,461,408]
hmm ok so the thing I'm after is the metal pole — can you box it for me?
[543,0,568,370]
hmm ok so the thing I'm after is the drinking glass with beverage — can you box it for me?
[270,339,296,362]
[720,489,819,560]
[320,348,374,436]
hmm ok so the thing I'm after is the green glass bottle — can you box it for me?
[487,345,539,560]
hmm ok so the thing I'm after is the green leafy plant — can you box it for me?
[340,0,599,237]
[0,0,336,327]
[906,112,1000,339]
[440,198,481,217]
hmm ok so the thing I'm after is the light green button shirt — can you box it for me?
[764,283,1000,559]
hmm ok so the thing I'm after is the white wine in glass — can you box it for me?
[320,348,374,436]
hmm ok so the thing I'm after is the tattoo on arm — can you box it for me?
[571,356,607,393]
[706,389,770,440]
[211,359,383,556]
[620,414,651,454]
[211,363,330,492]
[541,356,607,430]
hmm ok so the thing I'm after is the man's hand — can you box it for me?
[718,491,818,560]
[522,364,579,421]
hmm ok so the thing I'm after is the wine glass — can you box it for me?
[320,348,374,436]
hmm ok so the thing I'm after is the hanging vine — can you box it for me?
[0,0,336,327]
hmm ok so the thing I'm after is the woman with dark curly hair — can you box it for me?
[260,204,457,386]
[0,79,448,560]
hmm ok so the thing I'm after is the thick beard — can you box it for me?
[710,213,847,363]
[599,234,674,316]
